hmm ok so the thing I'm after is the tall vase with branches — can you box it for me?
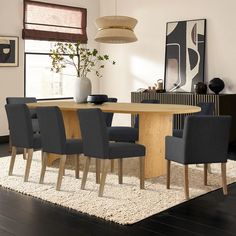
[50,42,115,103]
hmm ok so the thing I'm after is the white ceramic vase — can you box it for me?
[74,77,92,103]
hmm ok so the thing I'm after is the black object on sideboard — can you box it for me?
[131,92,236,142]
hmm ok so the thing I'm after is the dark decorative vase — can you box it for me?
[194,82,207,94]
[209,78,225,94]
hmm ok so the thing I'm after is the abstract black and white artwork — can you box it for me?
[0,36,19,67]
[164,19,206,92]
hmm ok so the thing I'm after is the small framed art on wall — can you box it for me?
[0,36,19,67]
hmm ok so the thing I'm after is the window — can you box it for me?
[23,1,87,99]
[25,40,77,100]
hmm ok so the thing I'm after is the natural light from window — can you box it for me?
[25,40,75,99]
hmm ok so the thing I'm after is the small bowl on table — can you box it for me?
[87,94,108,105]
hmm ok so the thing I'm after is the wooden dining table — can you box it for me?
[28,101,200,179]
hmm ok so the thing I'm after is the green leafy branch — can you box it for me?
[50,41,115,78]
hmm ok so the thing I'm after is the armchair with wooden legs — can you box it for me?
[36,106,83,191]
[5,104,41,182]
[77,108,146,197]
[165,115,231,200]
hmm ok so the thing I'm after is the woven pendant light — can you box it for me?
[94,0,138,44]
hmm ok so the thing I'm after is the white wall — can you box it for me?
[0,0,99,136]
[99,0,236,125]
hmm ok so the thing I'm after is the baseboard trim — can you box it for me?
[0,135,9,144]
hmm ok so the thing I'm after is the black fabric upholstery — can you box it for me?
[108,99,160,142]
[33,133,42,149]
[228,143,236,160]
[103,97,118,127]
[108,126,138,142]
[5,104,41,149]
[77,108,146,159]
[6,97,38,118]
[108,142,145,158]
[166,116,231,164]
[36,106,82,155]
[78,108,109,158]
[173,102,215,138]
[6,97,39,132]
[65,139,83,155]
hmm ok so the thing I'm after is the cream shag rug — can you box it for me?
[0,151,236,225]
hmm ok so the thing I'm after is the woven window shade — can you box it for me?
[22,0,87,43]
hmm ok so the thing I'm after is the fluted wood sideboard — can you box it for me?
[131,92,236,142]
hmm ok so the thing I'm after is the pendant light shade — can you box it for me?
[94,15,138,44]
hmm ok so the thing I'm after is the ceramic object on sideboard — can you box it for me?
[209,78,225,94]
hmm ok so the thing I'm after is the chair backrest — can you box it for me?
[77,108,109,158]
[5,104,34,148]
[134,99,160,129]
[103,97,118,127]
[183,115,231,164]
[6,97,38,118]
[36,106,67,154]
[194,102,214,116]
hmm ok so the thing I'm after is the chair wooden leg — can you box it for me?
[8,146,17,176]
[56,155,67,191]
[110,159,115,172]
[167,160,171,189]
[118,159,123,184]
[204,163,208,186]
[81,157,91,190]
[98,159,110,197]
[221,163,228,195]
[75,155,80,179]
[23,148,27,160]
[24,149,33,182]
[140,157,145,189]
[96,159,101,184]
[8,137,12,153]
[39,152,48,184]
[184,165,189,200]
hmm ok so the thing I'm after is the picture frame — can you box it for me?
[164,19,206,92]
[0,36,19,67]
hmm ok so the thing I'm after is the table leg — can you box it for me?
[139,113,173,179]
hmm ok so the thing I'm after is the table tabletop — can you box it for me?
[28,101,201,114]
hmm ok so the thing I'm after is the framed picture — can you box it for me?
[0,36,19,67]
[164,19,206,92]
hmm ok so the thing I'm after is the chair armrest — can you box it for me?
[165,136,185,164]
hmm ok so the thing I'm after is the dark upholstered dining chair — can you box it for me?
[173,102,214,138]
[36,106,83,191]
[6,97,39,132]
[77,108,146,197]
[108,99,160,143]
[165,115,231,200]
[6,97,39,159]
[5,104,41,182]
[103,97,118,127]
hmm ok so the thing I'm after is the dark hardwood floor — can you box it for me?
[0,144,236,236]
